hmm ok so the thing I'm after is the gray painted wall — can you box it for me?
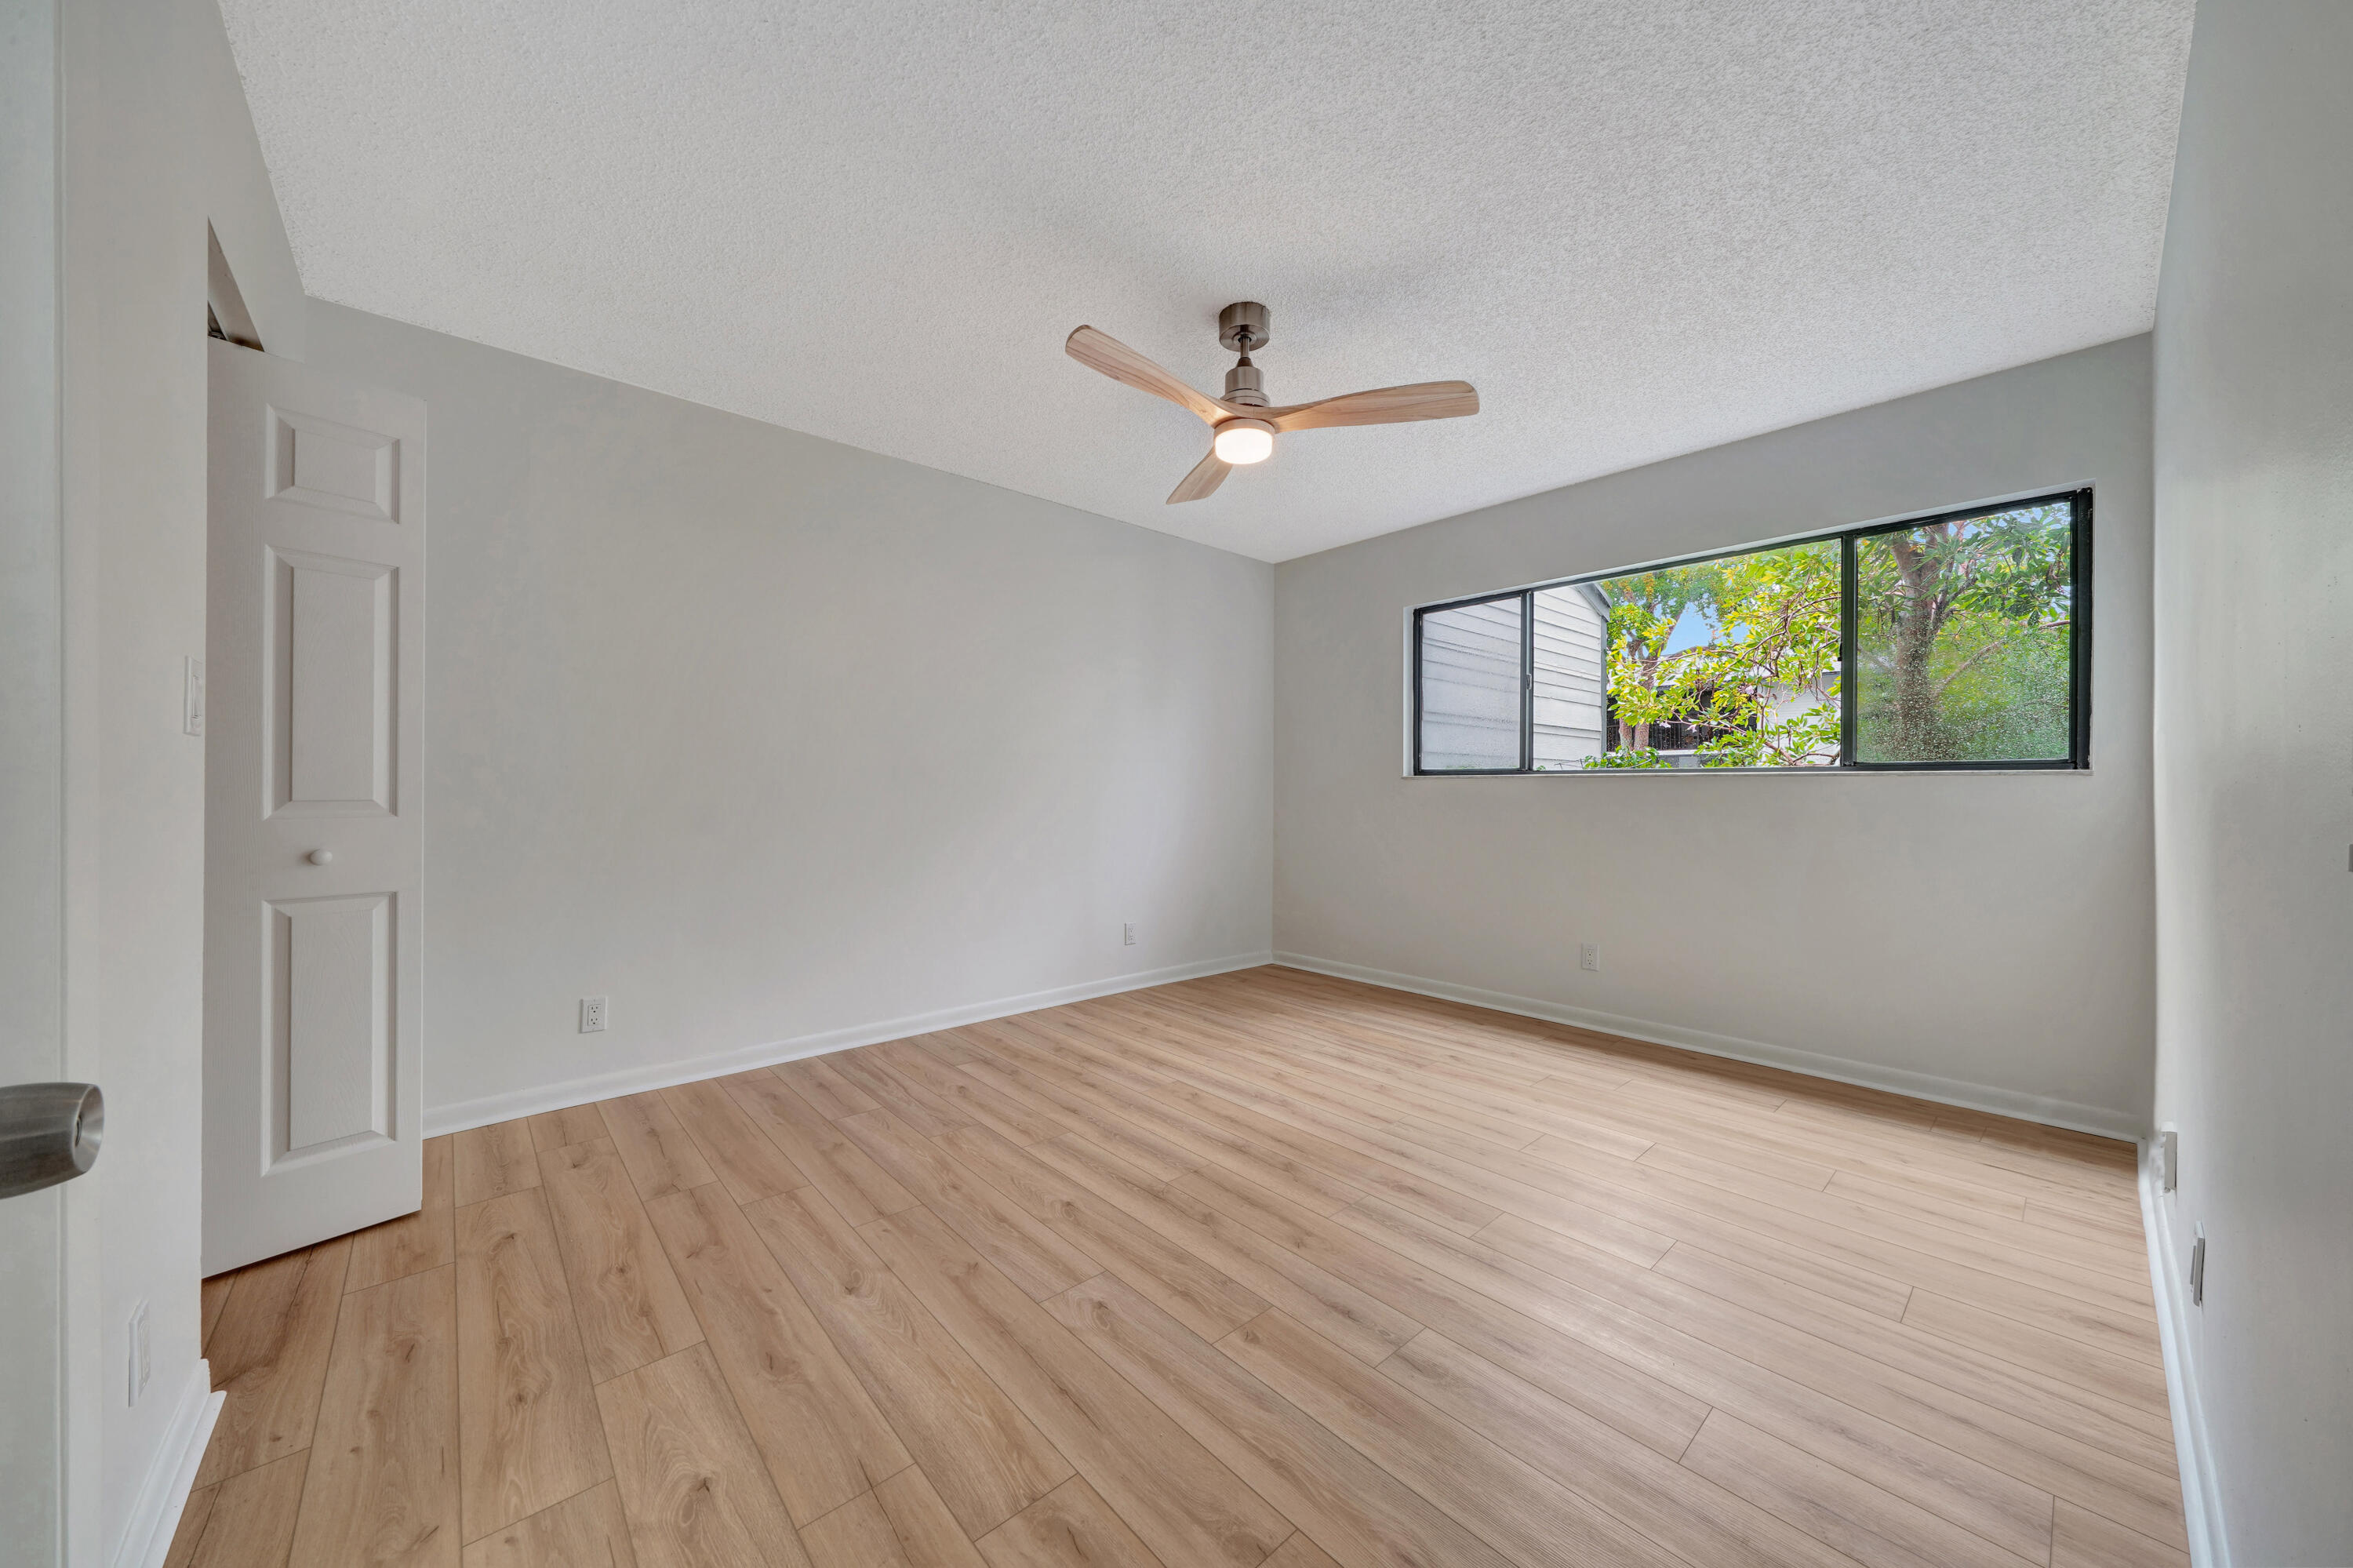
[2150,5,2353,1562]
[303,303,1275,1126]
[1274,337,2155,1132]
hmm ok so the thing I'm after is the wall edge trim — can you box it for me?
[111,1362,221,1568]
[2141,1148,2229,1567]
[422,951,1278,1136]
[1271,951,2147,1141]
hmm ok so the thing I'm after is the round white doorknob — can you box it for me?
[307,849,333,865]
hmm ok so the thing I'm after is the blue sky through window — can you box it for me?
[1660,602,1715,655]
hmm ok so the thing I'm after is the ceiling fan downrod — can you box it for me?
[1220,300,1271,408]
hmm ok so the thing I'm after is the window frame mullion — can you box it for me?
[1838,532,1857,766]
[1521,589,1536,773]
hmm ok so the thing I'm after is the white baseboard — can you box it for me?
[1271,951,2146,1141]
[111,1360,222,1568]
[2142,1150,2228,1566]
[424,951,1277,1137]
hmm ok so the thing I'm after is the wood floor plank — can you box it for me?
[598,1093,718,1202]
[664,1078,812,1203]
[537,1137,704,1383]
[289,1265,460,1568]
[802,1468,994,1568]
[804,1492,961,1568]
[975,1030,1367,1217]
[724,1070,918,1225]
[1337,1199,2059,1561]
[163,1482,218,1568]
[918,1032,990,1067]
[198,1235,352,1487]
[351,1136,459,1293]
[974,1477,1163,1568]
[1177,1164,1707,1460]
[940,1122,1270,1343]
[836,1109,1099,1301]
[1151,1080,1502,1237]
[1680,1409,2038,1568]
[1657,1244,2177,1469]
[456,1188,613,1540]
[1260,1536,1343,1568]
[829,1053,975,1138]
[779,1056,883,1120]
[525,1104,612,1155]
[2050,1500,2191,1568]
[742,1186,1071,1537]
[455,1121,544,1208]
[871,1040,1066,1147]
[596,1343,811,1568]
[646,1182,912,1525]
[875,1467,1000,1568]
[1379,1330,1857,1568]
[1221,1308,1693,1568]
[951,1050,1204,1183]
[1902,1290,2171,1414]
[1031,1133,1420,1366]
[460,1479,636,1568]
[1048,1271,1517,1568]
[1473,1210,2184,1550]
[176,1449,308,1568]
[862,1202,1291,1568]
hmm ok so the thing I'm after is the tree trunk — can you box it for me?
[1885,532,1948,755]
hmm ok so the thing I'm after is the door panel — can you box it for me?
[275,893,393,1155]
[267,404,402,520]
[207,340,424,1275]
[272,548,396,814]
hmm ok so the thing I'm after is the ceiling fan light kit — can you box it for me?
[1066,302,1479,504]
[1213,419,1275,464]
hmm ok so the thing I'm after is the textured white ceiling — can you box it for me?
[221,0,2193,562]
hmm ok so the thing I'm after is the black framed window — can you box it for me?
[1410,489,2090,773]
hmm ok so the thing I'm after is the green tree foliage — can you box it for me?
[1585,541,1841,768]
[1583,502,2072,769]
[1853,503,2072,762]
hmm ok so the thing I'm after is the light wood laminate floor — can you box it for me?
[175,966,2184,1568]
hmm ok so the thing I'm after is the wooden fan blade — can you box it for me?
[1264,380,1479,433]
[1067,326,1227,424]
[1166,447,1231,504]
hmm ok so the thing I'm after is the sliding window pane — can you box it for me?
[1532,585,1608,769]
[1587,539,1842,768]
[1853,500,2073,763]
[1418,595,1522,770]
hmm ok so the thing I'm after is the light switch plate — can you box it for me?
[183,657,205,737]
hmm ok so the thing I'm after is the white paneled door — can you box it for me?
[204,340,424,1275]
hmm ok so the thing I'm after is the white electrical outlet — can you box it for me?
[1122,922,1136,947]
[127,1300,150,1406]
[580,995,607,1033]
[1580,943,1599,973]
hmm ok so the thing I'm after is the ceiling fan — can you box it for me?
[1066,302,1479,504]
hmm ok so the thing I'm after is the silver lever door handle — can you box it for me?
[0,1082,104,1200]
